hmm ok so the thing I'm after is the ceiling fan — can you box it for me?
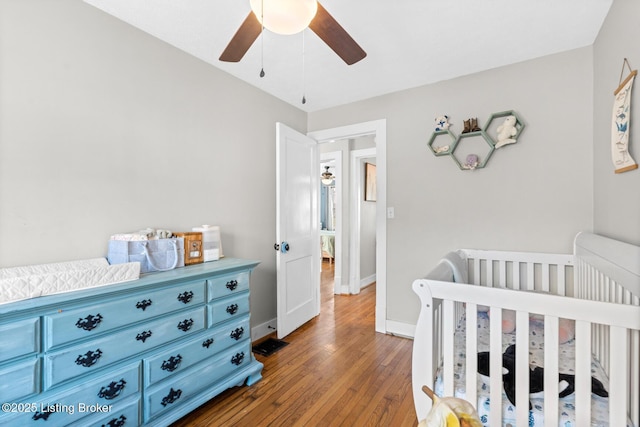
[219,0,366,66]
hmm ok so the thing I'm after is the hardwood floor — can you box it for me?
[171,261,417,427]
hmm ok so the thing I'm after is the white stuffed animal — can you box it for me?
[434,115,451,131]
[495,115,518,148]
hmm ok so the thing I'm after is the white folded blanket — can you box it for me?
[0,258,140,305]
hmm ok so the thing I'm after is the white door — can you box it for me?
[276,123,320,338]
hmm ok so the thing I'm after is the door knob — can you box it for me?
[274,242,290,253]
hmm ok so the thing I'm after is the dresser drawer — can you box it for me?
[0,362,140,426]
[68,395,141,427]
[0,358,39,402]
[144,341,251,421]
[207,271,250,301]
[0,318,39,362]
[44,280,206,349]
[44,307,206,388]
[208,291,250,326]
[143,315,251,386]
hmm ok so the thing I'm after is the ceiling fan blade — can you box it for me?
[308,2,366,65]
[219,12,262,62]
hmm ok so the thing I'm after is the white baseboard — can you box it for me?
[385,320,415,339]
[360,273,376,288]
[252,317,277,342]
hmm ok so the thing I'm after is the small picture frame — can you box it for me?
[365,163,377,201]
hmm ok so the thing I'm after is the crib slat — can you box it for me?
[527,262,534,290]
[609,326,628,427]
[499,260,506,288]
[575,320,592,426]
[443,300,455,397]
[513,261,521,290]
[489,309,502,426]
[543,316,559,426]
[542,263,550,291]
[557,263,566,295]
[465,304,478,407]
[473,258,481,285]
[515,310,529,427]
[487,260,494,287]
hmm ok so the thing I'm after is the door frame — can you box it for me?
[308,119,387,334]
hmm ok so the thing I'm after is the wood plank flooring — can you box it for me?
[171,261,417,427]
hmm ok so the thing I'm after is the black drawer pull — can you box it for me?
[136,330,152,343]
[231,352,245,366]
[177,291,194,304]
[177,318,194,332]
[33,410,55,421]
[161,388,182,406]
[136,299,152,311]
[76,313,103,331]
[75,349,102,368]
[230,327,244,341]
[226,304,239,315]
[97,378,127,400]
[161,354,183,372]
[102,415,127,427]
[226,280,238,291]
[202,338,215,348]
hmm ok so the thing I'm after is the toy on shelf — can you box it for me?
[495,115,518,148]
[435,115,451,131]
[463,154,479,170]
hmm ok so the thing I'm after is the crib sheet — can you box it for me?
[434,312,631,427]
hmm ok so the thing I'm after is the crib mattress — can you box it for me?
[0,258,140,305]
[434,312,632,427]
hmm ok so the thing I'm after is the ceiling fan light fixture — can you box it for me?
[321,166,334,185]
[250,0,318,35]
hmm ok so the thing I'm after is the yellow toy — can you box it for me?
[418,386,482,427]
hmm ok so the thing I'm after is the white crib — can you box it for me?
[412,232,640,426]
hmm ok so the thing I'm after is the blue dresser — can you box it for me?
[0,258,263,426]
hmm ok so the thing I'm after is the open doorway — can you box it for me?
[318,137,376,296]
[309,119,387,333]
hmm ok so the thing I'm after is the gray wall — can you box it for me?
[0,0,306,327]
[309,48,595,325]
[593,0,640,245]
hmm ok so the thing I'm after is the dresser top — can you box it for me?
[0,258,260,317]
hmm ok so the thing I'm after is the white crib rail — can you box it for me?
[462,249,574,294]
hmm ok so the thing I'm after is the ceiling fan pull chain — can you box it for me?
[259,0,265,78]
[301,31,307,104]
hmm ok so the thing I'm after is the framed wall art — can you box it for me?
[365,162,377,201]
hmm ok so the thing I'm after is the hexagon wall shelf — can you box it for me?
[451,131,495,170]
[427,130,457,156]
[427,110,525,171]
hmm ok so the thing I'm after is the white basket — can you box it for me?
[192,225,223,261]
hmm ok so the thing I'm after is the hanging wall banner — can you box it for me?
[611,60,638,174]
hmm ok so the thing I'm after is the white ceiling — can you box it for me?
[83,0,612,112]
